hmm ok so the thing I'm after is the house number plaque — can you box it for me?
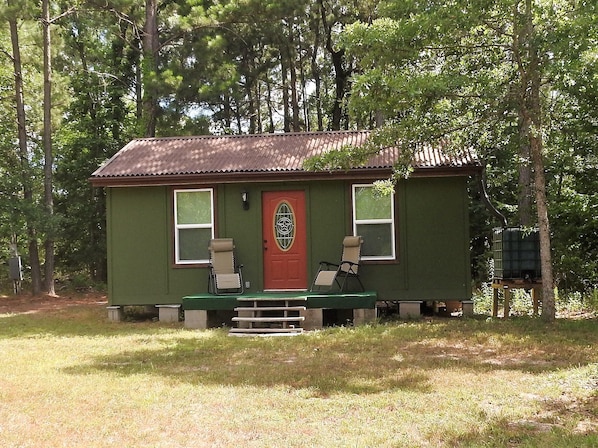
[274,201,295,251]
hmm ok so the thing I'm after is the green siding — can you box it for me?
[218,184,263,291]
[106,177,471,306]
[402,177,470,299]
[107,187,169,305]
[307,182,347,282]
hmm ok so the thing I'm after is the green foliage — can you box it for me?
[473,285,598,317]
[0,10,48,280]
[52,7,140,279]
[0,0,595,294]
[334,0,598,294]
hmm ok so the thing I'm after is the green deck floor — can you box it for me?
[182,291,377,310]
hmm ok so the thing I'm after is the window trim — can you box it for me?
[173,188,215,265]
[352,183,396,261]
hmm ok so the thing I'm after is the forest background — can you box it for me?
[0,0,596,315]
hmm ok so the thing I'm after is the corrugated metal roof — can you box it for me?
[91,131,479,184]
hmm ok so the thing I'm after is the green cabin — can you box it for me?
[90,131,481,328]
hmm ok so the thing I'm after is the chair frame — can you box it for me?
[310,236,365,293]
[207,238,244,295]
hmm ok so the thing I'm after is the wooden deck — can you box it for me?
[182,291,377,331]
[181,291,377,311]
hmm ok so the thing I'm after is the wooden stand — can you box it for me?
[492,279,542,318]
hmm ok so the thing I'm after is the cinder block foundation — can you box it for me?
[353,308,376,326]
[399,301,423,319]
[107,306,123,322]
[301,308,323,330]
[184,309,208,329]
[461,300,474,316]
[156,305,181,323]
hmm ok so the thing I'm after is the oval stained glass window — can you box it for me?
[274,201,295,251]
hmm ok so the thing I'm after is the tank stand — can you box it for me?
[492,279,542,318]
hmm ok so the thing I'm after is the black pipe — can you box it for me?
[478,169,508,228]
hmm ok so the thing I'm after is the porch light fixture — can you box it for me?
[241,190,249,210]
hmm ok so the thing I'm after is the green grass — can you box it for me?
[0,303,597,447]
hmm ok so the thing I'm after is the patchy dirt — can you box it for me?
[0,291,107,314]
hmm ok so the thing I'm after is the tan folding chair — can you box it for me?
[310,236,364,292]
[208,238,244,295]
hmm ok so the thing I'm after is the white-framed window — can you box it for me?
[352,184,396,260]
[174,188,214,264]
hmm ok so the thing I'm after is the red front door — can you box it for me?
[262,191,307,290]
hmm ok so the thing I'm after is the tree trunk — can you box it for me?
[280,51,291,132]
[310,44,323,131]
[299,37,310,131]
[91,187,107,282]
[143,0,159,137]
[530,132,555,320]
[309,22,323,131]
[223,93,232,131]
[329,49,348,130]
[42,0,56,296]
[255,80,262,133]
[517,116,533,227]
[135,47,143,120]
[265,78,275,133]
[247,83,256,134]
[287,20,301,132]
[523,0,555,320]
[318,0,350,131]
[8,4,42,294]
[244,62,256,134]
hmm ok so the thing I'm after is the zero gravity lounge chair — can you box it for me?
[310,236,365,292]
[208,238,244,295]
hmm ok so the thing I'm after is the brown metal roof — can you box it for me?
[90,131,480,186]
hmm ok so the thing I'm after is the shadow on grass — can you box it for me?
[57,316,598,397]
[60,330,434,395]
[2,302,598,397]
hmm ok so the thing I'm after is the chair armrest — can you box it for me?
[318,261,339,269]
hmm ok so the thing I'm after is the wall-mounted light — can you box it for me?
[241,190,249,210]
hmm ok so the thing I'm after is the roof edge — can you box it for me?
[90,164,482,188]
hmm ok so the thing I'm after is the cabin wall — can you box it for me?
[107,187,169,305]
[106,176,471,306]
[371,176,471,300]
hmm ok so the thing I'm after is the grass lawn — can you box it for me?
[0,295,596,447]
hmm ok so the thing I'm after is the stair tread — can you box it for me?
[232,316,305,322]
[229,327,303,334]
[235,306,306,312]
[229,332,303,337]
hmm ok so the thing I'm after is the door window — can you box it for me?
[274,201,295,251]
